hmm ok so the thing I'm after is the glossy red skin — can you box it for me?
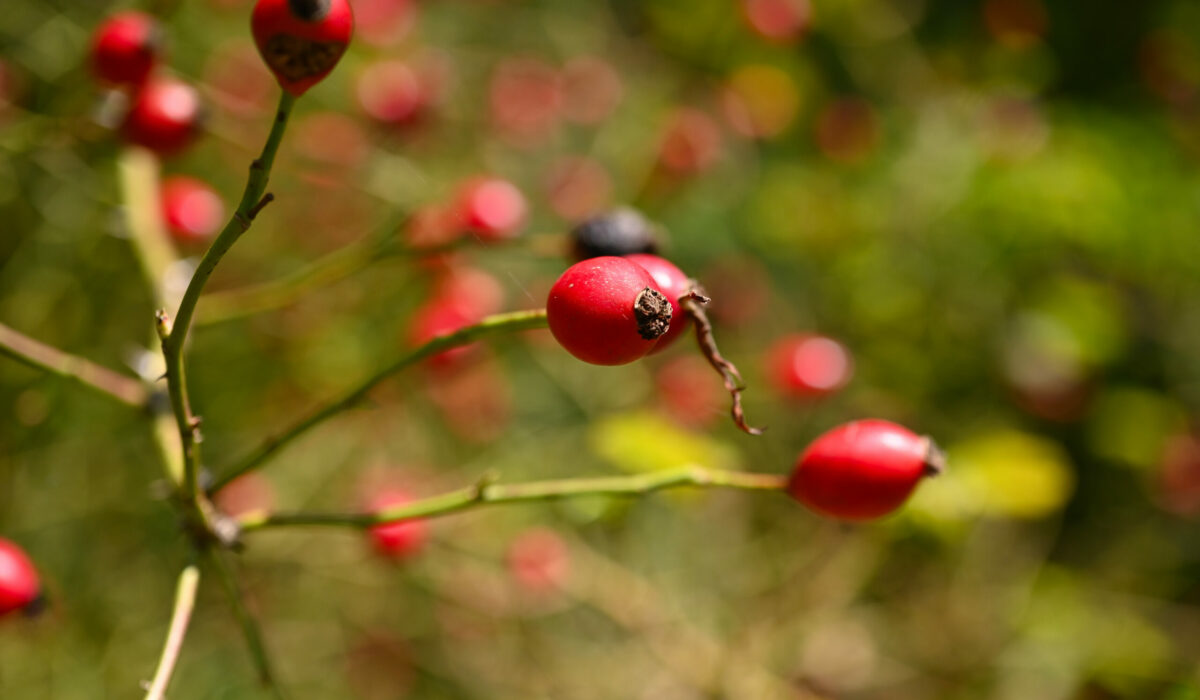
[547,256,664,365]
[121,77,202,155]
[766,333,853,397]
[625,253,690,354]
[789,419,930,521]
[162,175,225,244]
[0,538,39,616]
[90,12,161,86]
[455,177,527,240]
[251,0,354,96]
[367,490,428,559]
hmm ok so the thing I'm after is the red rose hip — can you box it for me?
[252,0,354,97]
[121,77,203,155]
[367,489,428,559]
[0,538,40,617]
[547,256,673,365]
[90,11,162,87]
[161,176,225,244]
[766,333,853,397]
[625,253,691,353]
[454,177,527,240]
[788,419,943,521]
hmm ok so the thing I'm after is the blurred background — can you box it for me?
[3,0,1200,697]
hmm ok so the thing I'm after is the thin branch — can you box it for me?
[117,148,175,310]
[207,549,287,698]
[212,308,549,492]
[0,322,148,407]
[195,227,469,326]
[159,90,296,503]
[239,466,788,533]
[143,565,200,700]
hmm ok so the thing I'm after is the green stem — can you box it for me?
[0,322,148,407]
[239,467,788,532]
[194,224,466,327]
[212,308,548,492]
[207,549,286,698]
[143,565,200,700]
[159,91,296,501]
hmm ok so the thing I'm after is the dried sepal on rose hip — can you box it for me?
[788,419,943,521]
[624,253,691,354]
[546,256,672,365]
[0,537,41,618]
[251,0,354,96]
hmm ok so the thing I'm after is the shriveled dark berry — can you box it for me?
[569,207,660,261]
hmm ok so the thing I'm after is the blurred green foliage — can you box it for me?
[4,0,1200,697]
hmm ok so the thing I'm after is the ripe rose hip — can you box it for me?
[251,0,354,97]
[766,333,853,398]
[121,77,203,155]
[625,253,691,354]
[367,489,428,559]
[454,177,527,240]
[0,538,40,617]
[546,256,673,365]
[569,207,659,261]
[161,176,225,244]
[789,419,943,521]
[507,528,570,592]
[90,11,162,87]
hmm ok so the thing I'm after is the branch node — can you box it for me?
[474,470,500,500]
[154,310,172,341]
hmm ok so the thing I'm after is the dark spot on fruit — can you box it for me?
[263,34,345,82]
[634,287,671,341]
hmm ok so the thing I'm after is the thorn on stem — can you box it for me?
[681,285,765,436]
[248,193,275,220]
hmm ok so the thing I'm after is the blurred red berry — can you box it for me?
[453,177,527,240]
[121,77,203,155]
[213,473,276,520]
[766,334,853,398]
[625,253,691,354]
[0,538,40,617]
[161,175,225,245]
[251,0,354,96]
[367,489,428,559]
[656,355,724,428]
[741,0,812,42]
[489,57,562,142]
[659,108,722,175]
[357,59,427,126]
[90,11,162,87]
[561,56,623,125]
[408,297,483,368]
[434,266,505,318]
[788,420,942,521]
[547,256,672,366]
[507,529,570,592]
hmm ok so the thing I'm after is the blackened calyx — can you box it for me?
[289,0,332,21]
[634,287,672,341]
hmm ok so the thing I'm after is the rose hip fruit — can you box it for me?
[766,333,853,398]
[367,489,428,559]
[121,77,203,155]
[0,538,40,617]
[90,11,162,87]
[454,177,527,241]
[625,253,691,354]
[161,176,225,244]
[251,0,354,97]
[788,420,943,521]
[569,207,659,261]
[546,256,673,365]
